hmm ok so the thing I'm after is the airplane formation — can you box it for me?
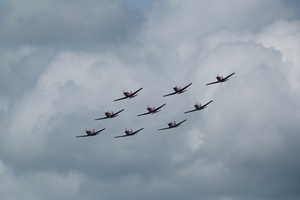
[76,72,235,138]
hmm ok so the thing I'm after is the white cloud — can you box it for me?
[256,19,300,91]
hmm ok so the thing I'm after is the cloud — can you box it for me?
[0,0,145,49]
[142,0,296,45]
[0,160,84,200]
[0,0,300,200]
[256,19,300,90]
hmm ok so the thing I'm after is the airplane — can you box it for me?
[137,103,166,116]
[76,128,105,138]
[184,100,213,114]
[114,87,143,101]
[206,72,235,85]
[163,83,192,97]
[158,119,187,131]
[114,128,144,138]
[95,109,124,120]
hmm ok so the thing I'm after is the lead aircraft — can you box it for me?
[137,103,166,116]
[95,109,124,120]
[163,83,192,97]
[114,87,143,101]
[114,128,144,138]
[158,119,187,131]
[206,72,235,85]
[184,100,213,114]
[76,128,105,138]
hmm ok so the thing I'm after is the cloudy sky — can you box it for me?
[0,0,300,199]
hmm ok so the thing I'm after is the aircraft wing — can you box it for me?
[114,134,131,138]
[95,116,109,120]
[223,72,235,80]
[112,109,124,116]
[154,103,166,112]
[137,111,151,117]
[158,127,172,131]
[76,135,91,138]
[202,100,213,108]
[95,128,105,134]
[131,87,143,96]
[163,91,178,97]
[133,128,144,134]
[184,108,198,114]
[176,119,187,126]
[179,83,192,92]
[206,80,220,85]
[114,96,129,102]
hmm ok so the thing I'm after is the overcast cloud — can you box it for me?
[0,0,300,199]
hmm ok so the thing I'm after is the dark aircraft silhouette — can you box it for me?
[184,100,213,114]
[76,128,105,138]
[114,128,144,138]
[114,87,143,101]
[95,109,124,120]
[206,72,235,85]
[137,103,166,116]
[158,119,187,131]
[163,83,192,97]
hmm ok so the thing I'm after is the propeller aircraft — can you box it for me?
[95,109,124,120]
[114,87,143,101]
[158,119,187,131]
[163,83,192,97]
[206,72,235,85]
[184,100,213,114]
[137,103,166,116]
[114,128,144,138]
[76,128,105,138]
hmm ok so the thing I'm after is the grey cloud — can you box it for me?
[0,1,300,200]
[0,160,84,200]
[141,0,296,47]
[0,47,54,101]
[0,0,145,49]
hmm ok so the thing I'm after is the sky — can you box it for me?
[0,0,300,199]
